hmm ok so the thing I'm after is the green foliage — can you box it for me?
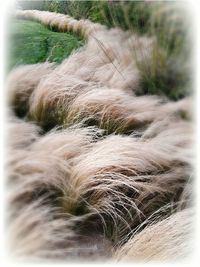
[93,1,192,100]
[17,0,47,11]
[7,18,84,71]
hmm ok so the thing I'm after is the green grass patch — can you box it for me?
[7,18,84,71]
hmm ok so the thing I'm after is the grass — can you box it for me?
[7,18,84,71]
[10,0,192,100]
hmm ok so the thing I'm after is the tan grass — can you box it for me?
[5,9,195,261]
[114,208,193,262]
[6,62,56,117]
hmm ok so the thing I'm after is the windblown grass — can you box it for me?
[16,0,193,100]
[6,1,194,261]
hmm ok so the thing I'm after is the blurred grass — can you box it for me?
[12,0,192,100]
[7,18,84,71]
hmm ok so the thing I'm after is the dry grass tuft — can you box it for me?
[114,208,193,262]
